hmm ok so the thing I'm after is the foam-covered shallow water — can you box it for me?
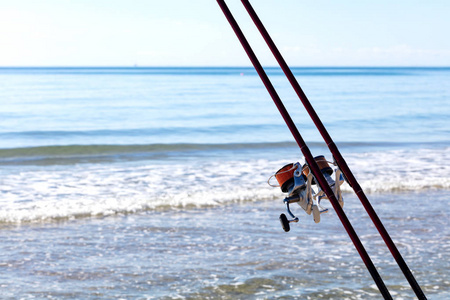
[0,192,448,299]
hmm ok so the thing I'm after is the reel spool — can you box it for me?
[275,163,295,193]
[302,155,333,184]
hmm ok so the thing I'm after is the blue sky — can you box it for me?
[0,0,449,66]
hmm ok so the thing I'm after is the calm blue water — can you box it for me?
[1,67,448,150]
[0,67,449,299]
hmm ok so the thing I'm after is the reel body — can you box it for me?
[273,156,345,231]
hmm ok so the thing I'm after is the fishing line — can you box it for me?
[267,160,336,187]
[267,163,297,188]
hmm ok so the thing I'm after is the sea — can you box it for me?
[0,66,449,299]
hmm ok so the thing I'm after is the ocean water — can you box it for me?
[0,67,449,299]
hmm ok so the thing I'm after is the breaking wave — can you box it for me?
[1,141,445,165]
[0,146,449,224]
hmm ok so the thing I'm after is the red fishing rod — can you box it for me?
[240,1,426,299]
[216,1,392,299]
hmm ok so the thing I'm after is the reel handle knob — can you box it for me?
[279,213,290,232]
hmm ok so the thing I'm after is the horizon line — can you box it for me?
[0,65,449,68]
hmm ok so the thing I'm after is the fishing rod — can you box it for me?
[216,1,392,299]
[240,1,426,299]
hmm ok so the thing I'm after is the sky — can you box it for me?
[0,0,449,67]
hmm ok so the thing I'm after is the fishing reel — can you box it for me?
[270,156,345,232]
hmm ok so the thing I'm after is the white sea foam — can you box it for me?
[0,160,279,223]
[342,147,450,193]
[0,147,449,223]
